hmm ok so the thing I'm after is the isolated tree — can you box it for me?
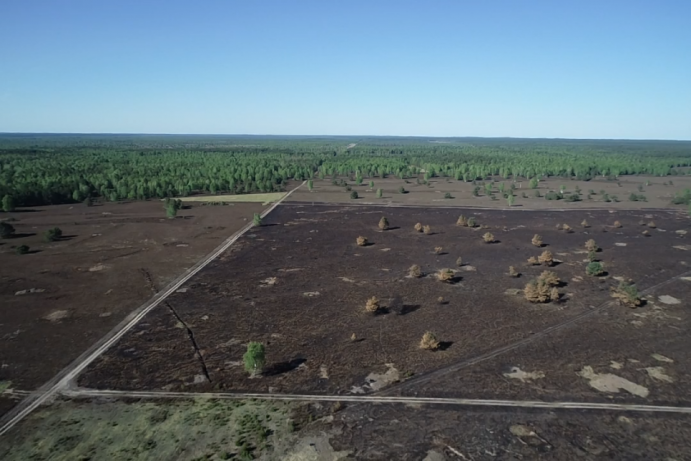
[44,227,63,242]
[0,222,16,239]
[253,212,262,227]
[376,188,383,198]
[538,250,553,266]
[399,186,406,194]
[586,261,604,276]
[369,180,374,188]
[15,245,30,255]
[611,281,642,308]
[378,217,389,230]
[506,194,515,206]
[2,195,15,212]
[307,179,314,191]
[414,222,423,232]
[531,234,543,247]
[243,342,266,376]
[356,236,368,246]
[408,264,423,278]
[419,331,440,350]
[588,251,598,262]
[350,191,359,199]
[585,239,598,252]
[164,198,182,218]
[482,232,495,243]
[365,296,380,313]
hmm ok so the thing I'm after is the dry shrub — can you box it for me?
[524,279,551,303]
[419,331,440,350]
[434,246,443,255]
[437,296,444,304]
[437,268,454,282]
[585,239,598,252]
[581,219,589,228]
[350,333,357,341]
[539,270,560,286]
[378,217,389,230]
[613,220,622,228]
[610,281,642,308]
[647,221,657,228]
[527,256,539,265]
[562,224,573,233]
[414,222,423,232]
[531,234,543,247]
[356,236,368,246]
[642,230,650,236]
[408,264,423,278]
[509,266,519,277]
[550,287,560,302]
[538,250,554,266]
[365,296,380,313]
[483,232,495,243]
[456,215,468,226]
[423,225,432,235]
[455,256,463,267]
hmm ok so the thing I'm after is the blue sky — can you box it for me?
[1,1,690,139]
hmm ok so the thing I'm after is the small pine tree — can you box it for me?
[44,227,63,242]
[399,186,406,194]
[307,179,314,191]
[434,246,443,255]
[378,217,389,230]
[509,266,519,277]
[467,217,476,228]
[365,296,380,313]
[350,191,359,199]
[585,239,598,252]
[423,225,432,235]
[15,244,30,255]
[581,219,589,228]
[369,180,374,188]
[253,213,262,227]
[529,178,539,189]
[243,342,266,376]
[376,188,383,198]
[538,250,553,266]
[507,194,515,206]
[414,222,423,232]
[356,236,368,246]
[482,232,495,243]
[456,257,463,267]
[408,264,423,278]
[586,261,604,276]
[457,215,468,226]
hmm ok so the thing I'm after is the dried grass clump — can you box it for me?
[531,234,543,247]
[365,296,380,313]
[539,270,560,286]
[538,250,554,266]
[423,225,432,235]
[527,256,539,265]
[611,281,642,308]
[581,219,589,228]
[419,331,440,350]
[356,236,368,246]
[509,266,519,277]
[613,220,622,228]
[456,215,468,226]
[414,222,423,232]
[378,217,389,230]
[483,232,495,243]
[434,246,443,255]
[585,239,598,252]
[436,268,454,282]
[647,221,657,228]
[524,279,551,303]
[408,264,423,278]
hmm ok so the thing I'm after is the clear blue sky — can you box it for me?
[2,1,690,139]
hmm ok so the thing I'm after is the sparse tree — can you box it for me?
[243,342,266,376]
[0,222,15,239]
[585,239,598,252]
[365,296,380,313]
[253,212,262,227]
[482,232,495,243]
[356,236,368,246]
[423,225,432,235]
[538,250,553,266]
[586,261,604,276]
[378,217,389,230]
[436,268,454,282]
[414,222,423,232]
[531,234,543,247]
[509,266,519,277]
[419,331,440,350]
[408,264,423,278]
[611,281,642,308]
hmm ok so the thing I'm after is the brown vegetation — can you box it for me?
[539,270,560,286]
[648,221,657,228]
[378,217,389,230]
[531,234,543,247]
[613,220,622,228]
[550,287,560,302]
[456,215,468,227]
[408,264,423,278]
[423,225,432,235]
[538,250,554,266]
[642,230,651,236]
[610,281,642,308]
[581,219,589,228]
[562,224,573,233]
[455,257,463,267]
[527,256,539,265]
[356,236,368,246]
[434,246,443,255]
[436,268,454,282]
[524,279,551,303]
[509,266,519,277]
[419,331,440,350]
[365,296,380,313]
[585,239,598,252]
[482,232,495,243]
[414,222,423,232]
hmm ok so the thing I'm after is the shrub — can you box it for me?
[647,221,656,228]
[472,186,480,196]
[538,250,553,266]
[84,196,94,207]
[253,212,262,227]
[588,251,598,262]
[562,224,573,233]
[369,180,374,188]
[164,198,182,218]
[545,191,561,201]
[550,287,560,302]
[419,331,440,350]
[414,222,423,232]
[399,186,406,194]
[531,234,543,247]
[44,227,63,242]
[456,215,468,226]
[455,257,463,267]
[378,217,389,230]
[527,256,539,265]
[539,270,560,286]
[243,342,266,375]
[611,281,642,308]
[408,264,423,278]
[365,296,380,313]
[436,268,454,282]
[423,225,432,235]
[581,219,589,228]
[444,192,452,199]
[565,194,581,202]
[585,239,598,252]
[350,191,359,199]
[434,246,443,255]
[0,222,15,239]
[509,266,519,277]
[586,261,604,276]
[16,245,30,255]
[482,232,495,243]
[467,217,476,228]
[524,279,551,303]
[356,236,368,246]
[507,194,515,206]
[529,177,539,189]
[613,220,622,228]
[376,188,383,198]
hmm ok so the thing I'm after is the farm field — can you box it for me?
[0,200,267,415]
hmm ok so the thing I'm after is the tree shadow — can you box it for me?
[11,233,36,238]
[259,223,279,227]
[399,304,421,315]
[438,341,453,351]
[264,358,307,376]
[384,226,401,231]
[373,307,390,316]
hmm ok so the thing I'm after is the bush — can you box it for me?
[456,215,468,226]
[629,193,647,202]
[467,217,476,228]
[524,279,551,303]
[436,268,454,282]
[376,188,383,198]
[613,220,622,228]
[539,270,560,286]
[408,264,423,278]
[399,187,406,194]
[527,256,539,265]
[611,281,642,308]
[350,191,359,199]
[365,296,380,313]
[588,251,598,262]
[545,191,561,201]
[581,219,589,228]
[482,232,495,243]
[356,236,368,246]
[538,250,553,266]
[434,246,443,255]
[414,222,423,232]
[44,227,63,242]
[586,261,604,276]
[253,213,262,227]
[531,234,543,247]
[444,192,452,199]
[561,224,573,233]
[585,239,598,252]
[419,331,440,350]
[647,221,656,228]
[16,245,30,255]
[369,180,374,188]
[472,186,481,196]
[529,178,539,189]
[423,225,432,235]
[0,222,15,239]
[378,217,389,230]
[243,342,266,376]
[164,198,182,218]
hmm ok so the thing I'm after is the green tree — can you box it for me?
[507,194,515,206]
[529,178,539,189]
[369,180,374,188]
[398,186,406,194]
[307,179,313,191]
[164,198,182,218]
[350,191,359,199]
[243,342,266,375]
[2,195,15,212]
[376,188,383,198]
[253,212,262,227]
[586,261,604,276]
[44,227,63,242]
[0,222,15,239]
[16,245,30,255]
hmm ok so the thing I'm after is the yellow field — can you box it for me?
[177,192,286,205]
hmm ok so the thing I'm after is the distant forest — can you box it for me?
[1,134,690,207]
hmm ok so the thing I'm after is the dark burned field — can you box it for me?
[79,204,691,402]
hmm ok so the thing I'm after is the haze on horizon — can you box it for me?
[1,1,690,140]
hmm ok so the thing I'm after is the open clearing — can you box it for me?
[178,192,287,204]
[0,200,267,416]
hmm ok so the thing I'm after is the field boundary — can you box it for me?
[0,182,305,438]
[60,388,691,415]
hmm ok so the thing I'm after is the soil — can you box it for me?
[288,174,691,211]
[0,201,266,408]
[78,205,691,398]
